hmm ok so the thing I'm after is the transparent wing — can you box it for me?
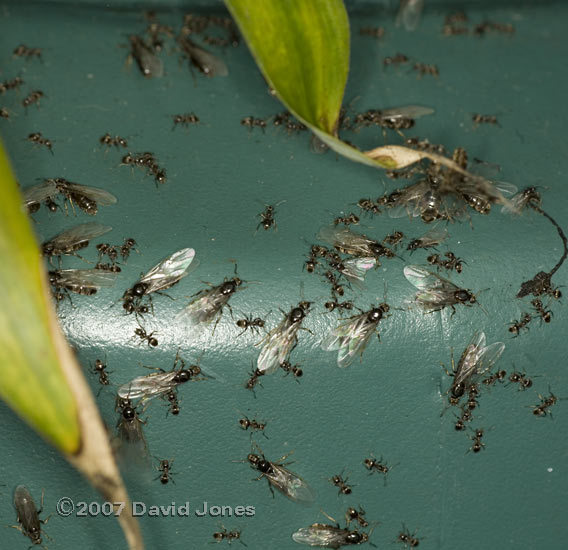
[387,180,430,219]
[404,265,458,292]
[22,180,58,206]
[501,191,528,215]
[52,269,118,288]
[476,342,505,373]
[140,49,164,78]
[257,317,299,374]
[322,313,377,368]
[47,222,112,249]
[380,105,434,120]
[396,0,424,31]
[317,225,346,247]
[340,257,376,288]
[292,524,349,547]
[175,286,229,326]
[180,37,228,77]
[268,463,316,503]
[415,227,449,247]
[453,331,487,388]
[117,371,178,401]
[317,226,376,256]
[131,36,164,78]
[494,181,518,196]
[116,417,149,465]
[58,182,118,205]
[140,248,197,294]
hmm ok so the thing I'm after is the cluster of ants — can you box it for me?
[121,151,167,186]
[449,365,561,453]
[380,52,439,78]
[509,298,555,336]
[241,111,308,134]
[95,237,137,273]
[125,11,237,80]
[4,49,43,116]
[442,12,514,37]
[244,359,304,394]
[27,132,53,153]
[100,130,185,188]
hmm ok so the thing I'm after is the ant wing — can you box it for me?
[130,36,164,78]
[317,226,376,256]
[414,226,449,247]
[396,0,424,31]
[176,284,230,326]
[340,257,376,288]
[404,265,458,292]
[476,342,505,375]
[22,180,58,207]
[139,248,198,294]
[13,486,40,530]
[292,524,350,546]
[58,182,118,206]
[51,268,118,289]
[117,371,177,402]
[46,222,112,249]
[257,316,299,374]
[322,313,377,368]
[116,416,150,465]
[453,331,487,389]
[179,37,228,77]
[267,463,316,504]
[380,104,434,120]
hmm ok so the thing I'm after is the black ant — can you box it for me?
[324,270,345,298]
[244,366,264,394]
[330,472,353,495]
[241,116,267,131]
[333,213,360,226]
[482,369,507,387]
[92,358,110,385]
[172,112,200,129]
[396,525,421,548]
[155,458,175,484]
[454,406,474,431]
[239,413,268,438]
[345,506,368,528]
[212,525,245,545]
[531,298,552,323]
[364,454,396,483]
[324,299,354,313]
[120,238,137,261]
[468,428,486,453]
[257,202,284,231]
[236,315,265,336]
[27,132,53,153]
[165,390,180,416]
[532,390,560,417]
[357,198,381,215]
[508,312,533,336]
[99,133,128,149]
[134,324,158,347]
[280,361,303,379]
[383,231,404,247]
[508,369,533,391]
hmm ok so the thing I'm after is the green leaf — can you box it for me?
[225,0,349,135]
[0,140,80,453]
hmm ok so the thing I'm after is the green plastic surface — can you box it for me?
[0,1,567,549]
